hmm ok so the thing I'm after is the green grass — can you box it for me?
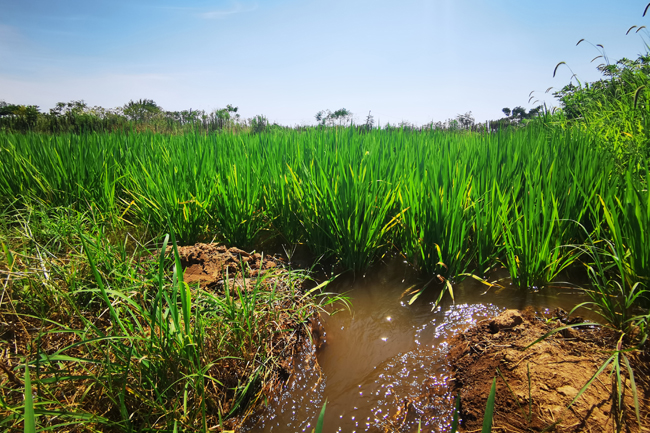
[0,205,347,431]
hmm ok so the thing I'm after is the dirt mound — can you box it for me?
[171,243,285,290]
[448,309,650,432]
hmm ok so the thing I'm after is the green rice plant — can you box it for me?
[288,155,402,272]
[263,171,306,245]
[261,130,323,245]
[500,163,577,289]
[569,221,649,339]
[123,133,271,247]
[213,161,267,248]
[0,133,123,220]
[470,179,510,276]
[0,124,636,282]
[124,134,220,243]
[399,158,475,280]
[598,162,650,293]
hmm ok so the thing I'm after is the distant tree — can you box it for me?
[315,110,327,125]
[250,114,268,134]
[332,108,352,126]
[213,104,239,128]
[315,108,353,126]
[456,111,475,129]
[123,99,161,122]
[364,110,374,130]
[0,102,40,129]
[0,101,17,117]
[511,106,527,120]
[50,100,88,117]
[500,105,543,123]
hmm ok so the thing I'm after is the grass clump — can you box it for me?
[0,204,345,431]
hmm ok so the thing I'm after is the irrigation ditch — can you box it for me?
[237,256,650,433]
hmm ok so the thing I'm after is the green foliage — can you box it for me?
[23,366,36,433]
[482,378,497,433]
[122,98,162,122]
[315,108,353,126]
[551,43,650,167]
[0,99,250,134]
[488,105,543,131]
[455,111,476,129]
[249,114,268,134]
[0,103,40,130]
[312,399,327,433]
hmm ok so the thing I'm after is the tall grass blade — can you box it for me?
[23,365,35,433]
[567,354,614,410]
[482,377,497,433]
[313,399,327,433]
[622,354,641,429]
[451,392,461,433]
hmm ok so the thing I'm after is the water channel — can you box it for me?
[244,257,593,433]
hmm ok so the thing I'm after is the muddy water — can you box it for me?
[244,258,593,433]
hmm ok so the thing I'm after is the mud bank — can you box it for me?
[172,243,323,430]
[448,309,650,432]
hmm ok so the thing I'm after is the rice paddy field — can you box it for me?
[2,126,649,283]
[0,124,649,431]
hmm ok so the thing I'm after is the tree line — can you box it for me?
[0,99,275,134]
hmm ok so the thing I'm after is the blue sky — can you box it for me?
[1,0,649,125]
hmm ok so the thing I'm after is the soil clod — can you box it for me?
[171,243,285,290]
[448,308,650,432]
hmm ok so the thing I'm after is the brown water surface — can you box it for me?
[244,258,593,433]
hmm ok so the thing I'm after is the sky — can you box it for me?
[1,0,649,126]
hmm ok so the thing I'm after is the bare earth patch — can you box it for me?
[171,243,285,290]
[447,309,650,432]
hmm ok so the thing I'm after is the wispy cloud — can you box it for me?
[199,2,258,19]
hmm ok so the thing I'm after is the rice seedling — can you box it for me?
[599,163,650,294]
[470,179,510,276]
[399,156,474,280]
[286,138,402,272]
[500,185,566,290]
[23,365,35,433]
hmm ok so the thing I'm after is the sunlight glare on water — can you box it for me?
[244,258,592,432]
